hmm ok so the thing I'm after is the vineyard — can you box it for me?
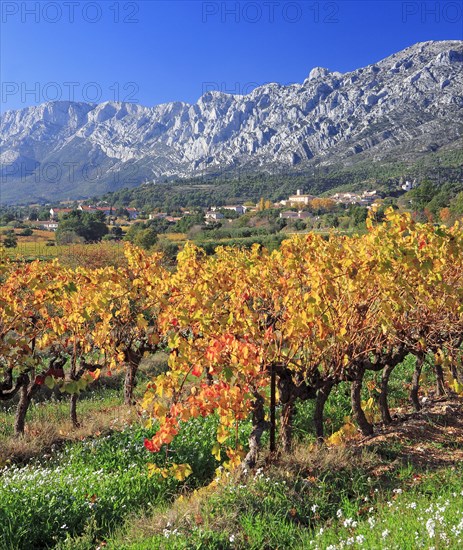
[2,207,463,548]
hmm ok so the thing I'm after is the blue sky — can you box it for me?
[1,1,462,112]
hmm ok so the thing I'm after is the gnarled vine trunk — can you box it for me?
[1,370,26,403]
[70,393,80,428]
[351,368,374,436]
[314,381,334,442]
[276,365,319,452]
[14,373,39,436]
[379,364,394,424]
[243,393,268,469]
[123,347,150,406]
[124,362,139,406]
[449,362,462,385]
[434,364,446,397]
[14,378,32,436]
[278,370,295,453]
[410,353,425,411]
[280,397,295,453]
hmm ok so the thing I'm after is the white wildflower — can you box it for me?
[426,518,435,538]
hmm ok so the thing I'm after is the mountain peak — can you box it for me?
[1,40,462,204]
[307,67,331,81]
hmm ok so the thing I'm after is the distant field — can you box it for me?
[1,235,126,264]
[0,226,190,263]
[164,232,187,241]
[0,227,57,259]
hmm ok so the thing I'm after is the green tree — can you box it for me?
[0,212,14,225]
[38,209,51,221]
[350,206,368,227]
[56,210,108,244]
[218,209,239,220]
[146,218,172,234]
[110,226,123,238]
[173,212,205,233]
[325,214,339,228]
[134,228,158,249]
[2,232,17,248]
[124,223,158,249]
[409,180,437,211]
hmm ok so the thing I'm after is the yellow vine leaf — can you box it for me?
[327,417,358,446]
[451,379,463,394]
[147,464,169,478]
[141,392,155,410]
[211,442,221,461]
[170,463,193,481]
[216,424,229,444]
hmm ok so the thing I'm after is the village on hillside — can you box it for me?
[1,178,431,256]
[36,187,388,232]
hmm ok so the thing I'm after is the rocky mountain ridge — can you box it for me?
[1,40,462,203]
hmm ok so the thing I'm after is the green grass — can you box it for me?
[0,414,224,549]
[0,352,456,549]
[104,455,463,550]
[0,428,171,549]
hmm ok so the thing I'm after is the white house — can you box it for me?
[332,192,358,204]
[205,211,224,222]
[149,212,168,220]
[284,189,316,206]
[401,180,414,192]
[41,221,59,231]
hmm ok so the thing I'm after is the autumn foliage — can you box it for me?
[141,209,463,469]
[2,210,463,476]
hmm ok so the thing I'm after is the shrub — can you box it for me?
[2,233,17,248]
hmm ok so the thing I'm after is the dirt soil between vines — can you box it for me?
[354,394,463,470]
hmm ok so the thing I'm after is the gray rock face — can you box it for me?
[1,40,462,203]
